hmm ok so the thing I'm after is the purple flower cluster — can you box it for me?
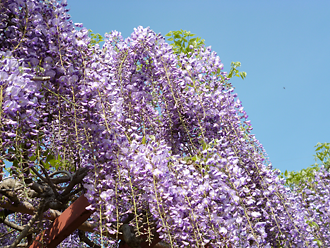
[79,26,317,247]
[289,167,330,247]
[0,210,32,246]
[0,0,329,247]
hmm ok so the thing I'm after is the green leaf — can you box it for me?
[174,40,181,47]
[315,240,323,247]
[142,136,146,145]
[315,146,322,151]
[0,210,5,221]
[13,160,18,168]
[189,38,197,43]
[311,221,319,228]
[43,149,50,157]
[43,162,50,169]
[29,155,37,161]
[46,154,55,163]
[49,159,56,167]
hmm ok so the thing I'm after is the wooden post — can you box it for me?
[24,189,228,248]
[29,194,165,248]
[29,195,93,248]
[0,159,3,181]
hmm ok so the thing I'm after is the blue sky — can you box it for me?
[64,0,330,174]
[5,0,328,175]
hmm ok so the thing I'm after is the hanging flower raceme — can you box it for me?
[78,26,318,247]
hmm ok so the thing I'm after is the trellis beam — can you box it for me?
[29,195,92,248]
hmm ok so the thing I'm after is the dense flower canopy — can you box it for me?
[0,0,329,247]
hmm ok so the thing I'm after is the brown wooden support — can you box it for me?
[28,194,164,248]
[0,159,3,181]
[29,195,93,248]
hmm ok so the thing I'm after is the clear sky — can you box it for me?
[6,0,329,175]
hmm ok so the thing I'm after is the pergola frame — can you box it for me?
[28,195,163,248]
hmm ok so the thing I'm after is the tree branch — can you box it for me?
[49,170,72,185]
[39,162,60,198]
[0,230,16,240]
[0,177,48,200]
[3,219,24,231]
[16,243,28,247]
[7,200,46,248]
[60,167,89,197]
[30,166,49,185]
[0,197,97,232]
[30,76,51,81]
[78,230,101,248]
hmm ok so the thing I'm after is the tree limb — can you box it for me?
[0,198,97,232]
[39,162,60,198]
[2,219,24,231]
[7,200,46,248]
[31,76,51,81]
[60,167,89,197]
[78,230,101,248]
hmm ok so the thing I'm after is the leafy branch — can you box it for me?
[165,29,205,57]
[88,29,104,47]
[165,30,247,83]
[227,61,247,80]
[279,142,330,190]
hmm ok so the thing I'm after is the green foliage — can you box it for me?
[28,149,71,171]
[277,143,329,246]
[279,164,320,191]
[0,209,6,222]
[165,30,247,91]
[227,61,247,80]
[165,29,205,57]
[313,142,330,171]
[88,29,104,47]
[279,142,330,190]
